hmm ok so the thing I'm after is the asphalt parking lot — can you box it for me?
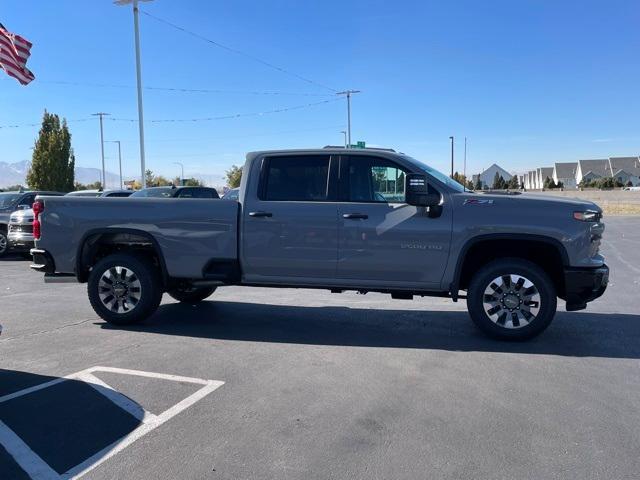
[1,217,639,480]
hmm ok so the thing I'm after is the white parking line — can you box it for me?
[0,366,224,480]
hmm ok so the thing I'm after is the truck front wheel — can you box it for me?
[466,258,557,340]
[88,253,162,325]
[167,286,216,304]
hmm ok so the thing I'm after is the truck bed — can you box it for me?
[36,196,238,279]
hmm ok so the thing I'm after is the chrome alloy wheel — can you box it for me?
[482,274,541,329]
[98,266,142,314]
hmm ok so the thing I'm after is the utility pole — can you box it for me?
[173,162,184,185]
[336,90,360,148]
[92,113,110,188]
[114,0,152,187]
[340,130,347,148]
[449,136,454,179]
[106,140,123,189]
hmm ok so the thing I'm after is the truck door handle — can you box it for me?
[249,211,273,218]
[342,213,368,220]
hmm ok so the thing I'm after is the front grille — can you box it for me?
[9,224,33,234]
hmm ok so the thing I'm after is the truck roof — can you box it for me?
[247,147,405,159]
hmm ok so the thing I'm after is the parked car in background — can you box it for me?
[221,188,239,200]
[66,189,134,198]
[0,190,64,257]
[129,186,219,198]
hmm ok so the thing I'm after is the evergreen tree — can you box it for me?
[474,177,482,190]
[508,176,520,189]
[26,110,75,192]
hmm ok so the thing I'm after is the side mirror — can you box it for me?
[405,173,440,207]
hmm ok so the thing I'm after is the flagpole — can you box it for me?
[115,0,150,188]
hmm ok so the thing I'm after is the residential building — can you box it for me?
[575,159,610,186]
[473,164,512,189]
[553,162,578,189]
[609,157,640,186]
[538,167,554,189]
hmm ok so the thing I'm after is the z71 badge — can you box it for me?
[463,199,494,205]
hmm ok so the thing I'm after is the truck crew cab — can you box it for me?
[30,148,608,340]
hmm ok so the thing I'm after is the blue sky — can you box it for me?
[1,0,639,181]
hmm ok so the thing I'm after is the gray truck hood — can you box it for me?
[9,208,34,223]
[475,193,600,211]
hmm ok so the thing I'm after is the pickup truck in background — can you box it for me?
[0,190,64,257]
[30,148,608,340]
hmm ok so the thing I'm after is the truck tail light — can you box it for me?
[32,200,44,240]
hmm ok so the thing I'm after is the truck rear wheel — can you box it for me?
[88,253,162,325]
[467,258,557,340]
[167,286,216,304]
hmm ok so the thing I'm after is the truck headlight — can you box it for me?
[573,210,601,222]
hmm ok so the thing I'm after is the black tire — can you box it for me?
[167,286,216,304]
[467,258,557,340]
[0,230,7,258]
[88,253,162,325]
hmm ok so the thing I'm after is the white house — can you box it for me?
[538,167,554,189]
[609,157,640,186]
[473,164,512,189]
[575,159,610,185]
[553,162,578,189]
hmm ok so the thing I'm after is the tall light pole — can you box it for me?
[115,0,152,187]
[336,90,360,148]
[463,137,467,192]
[340,130,347,148]
[106,140,123,189]
[92,112,110,188]
[449,136,454,179]
[173,162,184,185]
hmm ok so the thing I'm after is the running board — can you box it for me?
[44,273,78,284]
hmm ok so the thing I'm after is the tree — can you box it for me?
[507,176,520,190]
[0,184,25,192]
[626,180,634,188]
[144,170,172,187]
[226,165,243,188]
[26,110,75,192]
[172,177,203,187]
[74,181,102,191]
[474,177,483,190]
[543,176,556,189]
[492,172,507,189]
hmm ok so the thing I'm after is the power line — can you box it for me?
[39,80,332,97]
[0,118,91,129]
[0,98,340,130]
[141,9,337,93]
[107,97,341,124]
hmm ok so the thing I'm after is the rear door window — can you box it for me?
[262,155,331,201]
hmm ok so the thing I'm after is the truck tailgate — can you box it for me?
[35,196,238,279]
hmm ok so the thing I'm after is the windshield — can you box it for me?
[0,193,21,209]
[407,157,467,193]
[130,187,174,198]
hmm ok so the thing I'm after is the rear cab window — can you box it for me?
[259,155,335,201]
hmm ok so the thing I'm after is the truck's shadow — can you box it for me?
[101,301,640,359]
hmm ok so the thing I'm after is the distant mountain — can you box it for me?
[0,160,120,189]
[0,160,229,190]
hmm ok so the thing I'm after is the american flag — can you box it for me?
[0,22,35,85]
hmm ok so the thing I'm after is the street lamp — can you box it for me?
[449,136,454,179]
[336,90,361,148]
[114,0,153,187]
[106,140,123,189]
[340,130,347,148]
[173,162,184,185]
[91,112,110,188]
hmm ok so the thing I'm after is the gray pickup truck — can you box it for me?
[30,148,608,340]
